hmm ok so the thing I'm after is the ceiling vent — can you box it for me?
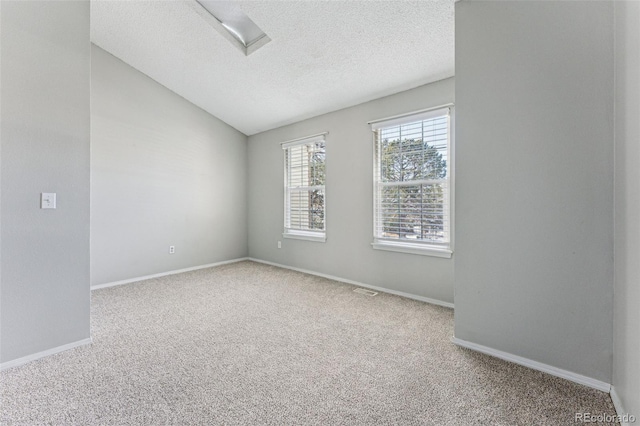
[189,0,271,56]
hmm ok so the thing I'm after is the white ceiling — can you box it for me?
[91,1,454,136]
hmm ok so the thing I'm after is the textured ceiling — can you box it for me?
[91,1,454,136]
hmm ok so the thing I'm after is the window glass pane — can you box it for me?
[379,119,448,183]
[289,190,309,230]
[420,183,446,241]
[380,137,401,182]
[309,143,325,187]
[379,183,447,242]
[309,189,324,230]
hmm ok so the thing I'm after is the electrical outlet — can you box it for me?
[41,193,57,209]
[169,246,175,254]
[277,241,281,249]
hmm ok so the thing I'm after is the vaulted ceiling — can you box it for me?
[91,1,454,136]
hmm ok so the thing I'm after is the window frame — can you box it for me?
[370,106,454,258]
[282,133,327,243]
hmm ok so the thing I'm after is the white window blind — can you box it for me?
[283,134,326,241]
[372,107,452,255]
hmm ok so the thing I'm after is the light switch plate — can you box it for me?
[41,193,56,209]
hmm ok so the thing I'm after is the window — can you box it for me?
[371,107,453,257]
[282,134,326,242]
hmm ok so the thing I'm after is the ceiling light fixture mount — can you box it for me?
[189,0,271,56]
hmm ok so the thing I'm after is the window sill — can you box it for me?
[371,241,452,258]
[283,231,326,243]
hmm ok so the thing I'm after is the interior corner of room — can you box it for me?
[0,0,638,424]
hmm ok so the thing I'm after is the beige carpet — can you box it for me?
[0,261,618,425]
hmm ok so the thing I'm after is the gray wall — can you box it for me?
[614,1,640,417]
[247,78,454,304]
[454,1,614,383]
[90,45,248,286]
[1,1,90,362]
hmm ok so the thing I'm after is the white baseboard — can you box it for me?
[452,337,611,393]
[91,257,250,290]
[0,337,93,371]
[247,257,454,309]
[610,386,634,426]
